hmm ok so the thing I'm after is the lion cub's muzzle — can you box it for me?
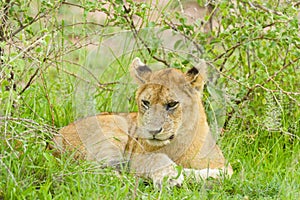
[143,127,176,147]
[148,128,175,141]
[148,127,163,136]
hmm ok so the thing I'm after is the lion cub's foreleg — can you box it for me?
[183,166,233,182]
[129,153,184,188]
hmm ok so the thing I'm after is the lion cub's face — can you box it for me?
[130,58,207,147]
[136,84,182,146]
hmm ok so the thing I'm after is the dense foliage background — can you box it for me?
[1,0,299,199]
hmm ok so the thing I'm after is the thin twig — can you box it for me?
[264,57,300,84]
[243,1,284,16]
[294,2,300,7]
[56,60,118,90]
[2,34,48,67]
[163,19,204,55]
[255,84,300,107]
[7,1,62,41]
[19,68,40,95]
[121,3,171,67]
[39,66,55,126]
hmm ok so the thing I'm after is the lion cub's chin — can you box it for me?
[146,139,171,147]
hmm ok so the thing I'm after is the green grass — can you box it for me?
[1,120,299,199]
[1,64,299,199]
[1,0,300,199]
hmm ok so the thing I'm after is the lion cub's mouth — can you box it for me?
[168,134,175,140]
[148,134,175,142]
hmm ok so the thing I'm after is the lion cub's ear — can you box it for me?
[185,60,207,91]
[130,57,152,85]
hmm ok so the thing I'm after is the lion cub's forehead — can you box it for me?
[137,84,177,104]
[149,68,187,86]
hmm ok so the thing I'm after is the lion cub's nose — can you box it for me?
[149,128,163,135]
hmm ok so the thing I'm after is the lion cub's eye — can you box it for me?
[166,101,179,111]
[141,100,150,109]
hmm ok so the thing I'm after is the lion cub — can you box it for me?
[53,58,233,188]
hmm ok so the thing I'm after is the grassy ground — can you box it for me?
[1,0,300,199]
[1,116,299,199]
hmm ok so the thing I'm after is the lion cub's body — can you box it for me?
[54,58,233,187]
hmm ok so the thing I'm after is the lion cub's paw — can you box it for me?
[151,165,184,189]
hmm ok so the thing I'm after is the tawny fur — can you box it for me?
[53,58,233,187]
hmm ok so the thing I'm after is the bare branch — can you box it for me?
[243,1,284,16]
[121,3,171,67]
[19,68,40,95]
